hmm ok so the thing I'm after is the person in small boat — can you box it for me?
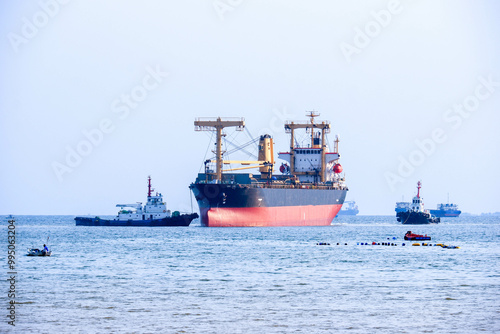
[42,244,49,255]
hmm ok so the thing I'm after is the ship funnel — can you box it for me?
[258,134,274,179]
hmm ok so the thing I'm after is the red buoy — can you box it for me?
[333,163,343,174]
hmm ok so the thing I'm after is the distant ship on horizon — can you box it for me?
[395,201,410,214]
[337,201,359,216]
[429,203,461,217]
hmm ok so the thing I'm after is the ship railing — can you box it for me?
[233,183,345,190]
[194,117,244,122]
[194,180,347,190]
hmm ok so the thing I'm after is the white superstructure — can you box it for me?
[276,112,345,184]
[114,177,171,221]
[278,148,340,183]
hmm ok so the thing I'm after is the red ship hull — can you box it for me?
[199,204,343,227]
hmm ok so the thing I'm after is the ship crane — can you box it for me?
[195,117,245,182]
[195,117,275,181]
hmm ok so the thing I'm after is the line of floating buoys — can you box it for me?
[357,242,400,246]
[317,242,459,248]
[411,242,460,248]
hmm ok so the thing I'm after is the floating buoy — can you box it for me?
[402,243,405,246]
[412,243,420,246]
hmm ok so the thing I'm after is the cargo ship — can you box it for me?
[75,176,198,226]
[337,201,359,216]
[189,112,348,227]
[396,181,440,224]
[429,196,461,217]
[395,201,410,213]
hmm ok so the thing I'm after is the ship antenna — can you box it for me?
[417,181,421,198]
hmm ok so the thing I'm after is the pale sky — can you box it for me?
[1,0,499,215]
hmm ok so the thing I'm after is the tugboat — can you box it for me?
[75,176,198,226]
[396,181,440,224]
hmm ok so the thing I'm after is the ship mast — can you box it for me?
[194,117,245,182]
[417,181,421,198]
[148,176,153,197]
[285,111,331,182]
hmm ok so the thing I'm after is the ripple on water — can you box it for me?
[10,215,500,333]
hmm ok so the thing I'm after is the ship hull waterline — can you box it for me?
[429,210,461,218]
[190,183,347,227]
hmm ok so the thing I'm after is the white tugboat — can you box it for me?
[396,181,440,224]
[75,176,198,226]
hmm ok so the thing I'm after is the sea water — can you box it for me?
[1,215,499,333]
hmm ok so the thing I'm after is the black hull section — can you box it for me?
[189,183,347,227]
[75,213,198,227]
[396,211,440,224]
[190,183,347,208]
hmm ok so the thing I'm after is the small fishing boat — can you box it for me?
[404,231,431,241]
[27,248,52,256]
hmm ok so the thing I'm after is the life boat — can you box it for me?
[404,231,431,241]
